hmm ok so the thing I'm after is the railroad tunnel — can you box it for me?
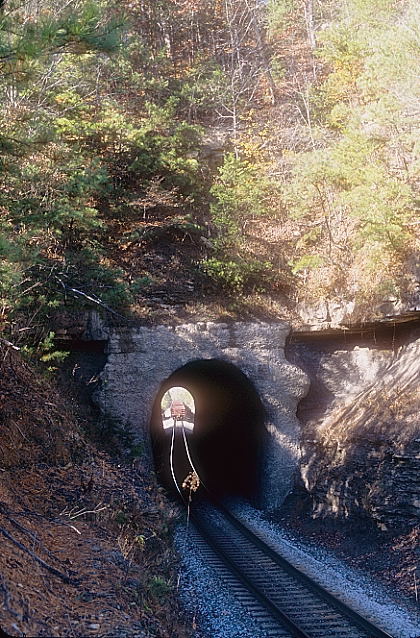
[150,359,266,500]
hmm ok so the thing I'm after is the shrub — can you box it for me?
[201,257,274,294]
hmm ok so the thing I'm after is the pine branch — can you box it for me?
[55,277,130,321]
[0,524,78,586]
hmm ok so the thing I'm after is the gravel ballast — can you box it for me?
[175,500,420,638]
[174,524,268,638]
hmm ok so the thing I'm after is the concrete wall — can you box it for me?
[95,321,309,510]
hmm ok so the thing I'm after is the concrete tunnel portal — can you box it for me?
[96,321,309,509]
[150,359,266,500]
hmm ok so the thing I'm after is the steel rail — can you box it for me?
[190,507,312,638]
[167,407,395,638]
[215,500,395,638]
[191,498,395,638]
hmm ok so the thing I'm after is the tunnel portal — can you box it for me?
[150,359,265,500]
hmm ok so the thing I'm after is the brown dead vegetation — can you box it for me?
[0,344,194,638]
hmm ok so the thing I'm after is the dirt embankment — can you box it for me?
[0,345,193,638]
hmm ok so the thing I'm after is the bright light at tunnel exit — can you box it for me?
[161,386,195,432]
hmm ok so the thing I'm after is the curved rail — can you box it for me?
[189,499,395,638]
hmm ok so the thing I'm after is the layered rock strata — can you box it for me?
[290,336,420,530]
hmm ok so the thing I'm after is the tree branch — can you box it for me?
[55,277,130,321]
[0,525,78,585]
[0,337,20,351]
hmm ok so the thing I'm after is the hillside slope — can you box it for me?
[0,343,193,638]
[1,0,419,355]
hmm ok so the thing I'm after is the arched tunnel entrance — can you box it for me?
[150,359,265,500]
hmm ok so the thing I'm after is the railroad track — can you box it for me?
[189,500,395,638]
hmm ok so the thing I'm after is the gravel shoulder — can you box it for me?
[175,500,420,638]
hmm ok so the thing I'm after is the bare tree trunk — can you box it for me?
[303,0,316,49]
[244,0,277,105]
[220,0,276,147]
[224,0,242,155]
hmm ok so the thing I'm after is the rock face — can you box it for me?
[296,289,420,330]
[289,335,420,530]
[95,321,309,509]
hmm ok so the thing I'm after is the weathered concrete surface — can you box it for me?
[95,321,309,510]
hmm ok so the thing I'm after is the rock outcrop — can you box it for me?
[290,335,420,530]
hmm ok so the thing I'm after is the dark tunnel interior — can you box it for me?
[150,359,266,501]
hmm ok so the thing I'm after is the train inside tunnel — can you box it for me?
[150,359,266,501]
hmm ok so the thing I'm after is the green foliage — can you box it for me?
[290,254,324,275]
[270,55,286,82]
[285,129,415,265]
[178,60,230,119]
[134,534,146,550]
[0,1,130,347]
[267,0,297,38]
[210,152,273,250]
[0,0,209,350]
[119,100,204,193]
[38,331,68,364]
[0,1,123,73]
[280,0,419,302]
[115,511,128,526]
[20,331,69,373]
[0,0,418,338]
[203,151,279,298]
[129,277,154,294]
[201,257,274,294]
[147,576,172,600]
